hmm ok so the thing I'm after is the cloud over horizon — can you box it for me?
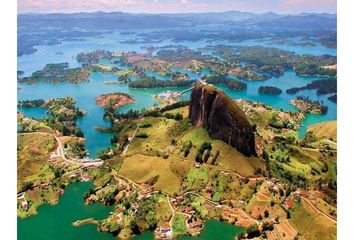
[18,0,337,14]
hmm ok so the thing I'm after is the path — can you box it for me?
[301,196,337,224]
[18,132,103,166]
[121,118,143,155]
[167,195,175,238]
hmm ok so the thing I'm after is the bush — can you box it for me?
[136,132,149,138]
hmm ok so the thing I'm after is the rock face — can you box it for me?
[189,82,257,157]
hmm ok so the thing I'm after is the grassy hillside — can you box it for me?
[307,120,337,141]
[17,133,56,192]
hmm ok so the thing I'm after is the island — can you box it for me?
[128,77,195,89]
[290,96,328,114]
[286,79,337,95]
[258,86,282,95]
[227,79,247,91]
[96,93,135,109]
[18,63,91,84]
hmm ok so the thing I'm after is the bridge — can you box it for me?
[176,78,207,95]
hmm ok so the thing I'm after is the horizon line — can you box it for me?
[17,10,337,15]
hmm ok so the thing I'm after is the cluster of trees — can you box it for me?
[238,46,294,68]
[156,47,202,62]
[286,79,336,95]
[163,112,183,121]
[295,95,328,114]
[270,163,308,188]
[211,45,336,78]
[181,140,193,157]
[136,132,148,138]
[195,142,212,163]
[128,77,195,89]
[133,196,159,231]
[293,55,337,77]
[159,101,189,113]
[19,63,91,84]
[205,74,228,84]
[171,71,190,81]
[21,97,86,137]
[76,50,113,66]
[104,108,141,122]
[258,86,282,95]
[227,79,247,91]
[17,99,45,108]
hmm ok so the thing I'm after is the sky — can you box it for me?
[18,0,337,14]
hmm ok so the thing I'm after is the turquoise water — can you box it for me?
[17,69,336,156]
[17,182,115,240]
[17,27,336,240]
[17,71,191,157]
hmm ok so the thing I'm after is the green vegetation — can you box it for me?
[76,50,113,66]
[258,86,282,95]
[286,79,336,95]
[293,55,337,77]
[172,214,188,238]
[18,62,91,84]
[291,96,328,114]
[128,77,194,89]
[227,79,247,91]
[17,133,56,192]
[18,99,45,108]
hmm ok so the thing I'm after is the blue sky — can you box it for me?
[18,0,337,14]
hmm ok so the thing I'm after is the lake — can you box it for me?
[17,182,115,240]
[17,26,336,239]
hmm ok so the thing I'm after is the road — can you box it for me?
[18,131,103,166]
[301,196,337,224]
[111,168,143,190]
[166,196,175,238]
[121,118,143,156]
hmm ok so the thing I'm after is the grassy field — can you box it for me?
[165,106,189,119]
[119,154,192,195]
[172,214,188,238]
[127,117,176,156]
[290,199,337,240]
[179,127,264,177]
[155,195,172,224]
[307,121,337,141]
[17,133,56,192]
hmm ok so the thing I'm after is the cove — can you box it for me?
[17,182,115,240]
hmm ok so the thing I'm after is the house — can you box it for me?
[155,224,172,239]
[300,190,310,198]
[81,174,90,182]
[40,183,49,189]
[189,220,203,229]
[21,201,28,211]
[285,200,294,209]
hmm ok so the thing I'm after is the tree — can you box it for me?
[264,210,269,218]
[174,113,183,121]
[287,211,291,219]
[246,224,260,238]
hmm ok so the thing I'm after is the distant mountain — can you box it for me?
[18,11,335,29]
[243,13,337,31]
